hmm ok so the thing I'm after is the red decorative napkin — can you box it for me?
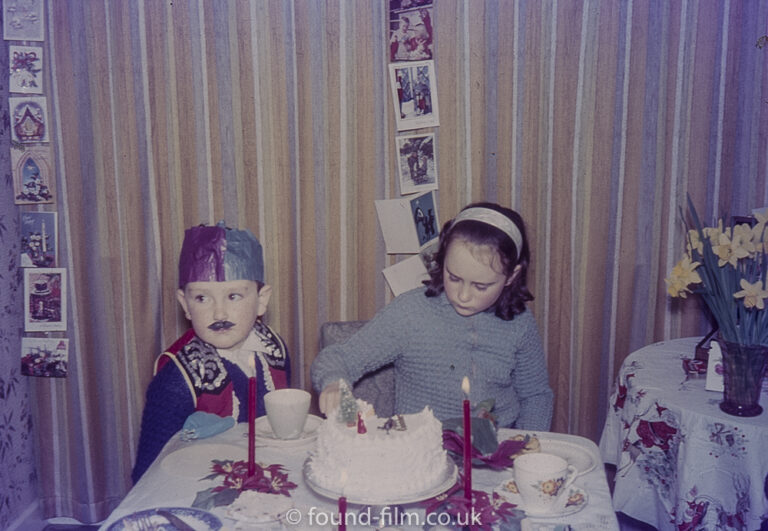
[192,459,297,510]
[423,482,523,529]
[442,430,537,470]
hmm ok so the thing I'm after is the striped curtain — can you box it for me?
[26,0,767,521]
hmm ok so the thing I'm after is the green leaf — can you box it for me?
[680,195,768,346]
[192,487,241,510]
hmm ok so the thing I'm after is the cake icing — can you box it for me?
[306,400,451,502]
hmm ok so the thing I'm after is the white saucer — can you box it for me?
[536,439,596,476]
[503,430,598,476]
[251,414,322,446]
[495,479,589,518]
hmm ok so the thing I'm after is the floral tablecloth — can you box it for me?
[599,337,768,531]
[103,423,618,530]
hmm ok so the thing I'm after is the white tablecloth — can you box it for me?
[599,337,768,530]
[103,421,618,530]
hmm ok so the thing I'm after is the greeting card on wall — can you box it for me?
[20,211,56,267]
[705,340,724,392]
[21,337,68,378]
[396,132,437,195]
[389,60,439,131]
[382,254,430,297]
[24,267,66,332]
[375,190,439,254]
[3,0,45,41]
[388,0,433,62]
[10,96,49,143]
[9,45,43,94]
[12,144,53,204]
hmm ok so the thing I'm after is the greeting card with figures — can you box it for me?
[388,0,433,62]
[389,60,439,131]
[3,0,45,41]
[20,210,56,267]
[21,337,68,378]
[12,144,54,204]
[10,96,49,143]
[396,132,437,195]
[24,267,66,332]
[9,44,43,94]
[375,190,439,254]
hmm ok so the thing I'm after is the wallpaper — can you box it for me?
[5,0,768,523]
[0,37,38,528]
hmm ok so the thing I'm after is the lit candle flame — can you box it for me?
[461,376,470,395]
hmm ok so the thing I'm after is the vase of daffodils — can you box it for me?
[666,198,768,417]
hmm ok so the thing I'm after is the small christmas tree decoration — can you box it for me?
[337,380,358,426]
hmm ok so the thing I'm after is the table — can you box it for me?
[599,337,768,530]
[102,420,619,530]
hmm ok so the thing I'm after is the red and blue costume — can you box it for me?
[132,320,289,483]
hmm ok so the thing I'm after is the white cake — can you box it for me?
[306,401,451,502]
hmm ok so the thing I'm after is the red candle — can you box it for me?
[461,376,472,505]
[338,496,347,531]
[248,376,257,476]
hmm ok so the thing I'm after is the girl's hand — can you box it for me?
[318,380,342,416]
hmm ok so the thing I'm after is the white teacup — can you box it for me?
[264,388,311,439]
[513,452,577,513]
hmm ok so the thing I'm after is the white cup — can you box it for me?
[264,388,311,439]
[513,452,577,513]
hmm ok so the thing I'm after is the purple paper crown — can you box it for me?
[178,222,264,288]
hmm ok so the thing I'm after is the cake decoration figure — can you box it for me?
[378,414,407,434]
[356,411,367,434]
[379,417,396,433]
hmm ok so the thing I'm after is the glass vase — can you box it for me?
[717,338,768,417]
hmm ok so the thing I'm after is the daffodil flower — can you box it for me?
[686,229,703,254]
[732,223,756,258]
[665,256,701,298]
[669,200,768,346]
[713,232,736,267]
[752,209,768,252]
[703,220,727,243]
[734,279,768,310]
[753,208,768,226]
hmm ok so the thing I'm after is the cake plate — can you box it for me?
[302,456,458,506]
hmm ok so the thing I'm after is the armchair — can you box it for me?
[319,320,395,417]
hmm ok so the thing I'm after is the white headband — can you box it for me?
[452,207,524,251]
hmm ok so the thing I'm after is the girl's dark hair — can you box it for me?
[424,202,533,320]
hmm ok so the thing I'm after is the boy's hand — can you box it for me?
[318,380,342,416]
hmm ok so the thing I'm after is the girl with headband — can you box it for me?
[311,202,553,430]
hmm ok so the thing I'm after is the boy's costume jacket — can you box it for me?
[131,320,289,483]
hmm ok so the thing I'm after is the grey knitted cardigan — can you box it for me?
[311,288,553,430]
